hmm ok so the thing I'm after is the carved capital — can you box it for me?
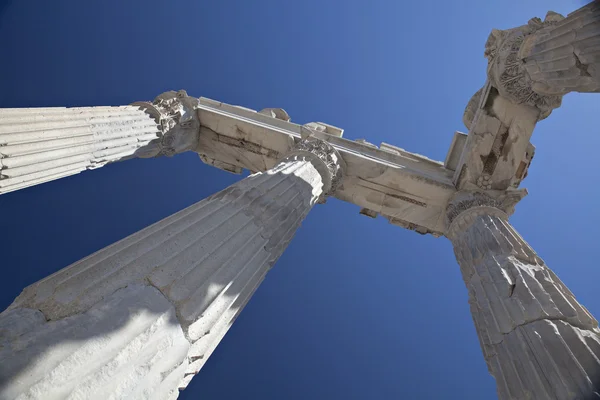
[445,190,526,238]
[283,137,345,197]
[484,13,565,120]
[132,90,201,157]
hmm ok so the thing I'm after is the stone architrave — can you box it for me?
[0,90,200,195]
[446,191,600,400]
[0,137,344,400]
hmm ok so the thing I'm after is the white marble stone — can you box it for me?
[0,138,343,399]
[446,192,600,400]
[0,106,160,194]
[0,91,454,236]
[0,284,189,400]
[0,4,598,398]
[490,3,600,98]
[195,97,454,236]
[0,90,202,195]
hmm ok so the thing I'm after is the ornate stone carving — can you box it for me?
[133,90,201,157]
[484,14,564,120]
[446,191,503,227]
[476,174,492,190]
[520,4,600,95]
[445,190,527,238]
[284,137,345,197]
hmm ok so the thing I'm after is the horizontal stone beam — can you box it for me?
[194,98,457,236]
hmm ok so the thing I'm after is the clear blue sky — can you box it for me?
[0,1,598,399]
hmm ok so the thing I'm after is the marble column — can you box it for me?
[0,90,200,195]
[446,191,600,400]
[520,2,600,95]
[483,2,599,118]
[0,137,344,400]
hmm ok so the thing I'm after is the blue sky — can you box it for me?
[0,0,598,399]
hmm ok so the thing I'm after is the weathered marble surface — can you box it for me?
[133,90,201,158]
[489,3,600,100]
[446,192,600,400]
[456,2,600,203]
[0,90,203,195]
[0,106,160,194]
[0,285,189,400]
[195,97,455,236]
[0,138,343,399]
[458,83,537,196]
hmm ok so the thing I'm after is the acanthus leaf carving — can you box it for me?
[284,137,345,198]
[445,189,527,238]
[484,13,565,119]
[133,90,201,157]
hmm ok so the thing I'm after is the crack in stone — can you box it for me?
[494,316,594,347]
[143,277,194,343]
[508,283,516,298]
[574,53,591,77]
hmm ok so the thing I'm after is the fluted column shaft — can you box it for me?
[446,192,600,400]
[0,138,344,399]
[481,2,599,122]
[520,2,600,95]
[0,105,160,194]
[0,90,200,194]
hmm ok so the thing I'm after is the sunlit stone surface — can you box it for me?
[0,2,599,399]
[0,90,201,194]
[0,138,343,399]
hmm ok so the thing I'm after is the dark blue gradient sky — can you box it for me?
[0,1,598,399]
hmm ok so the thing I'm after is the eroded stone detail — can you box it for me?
[463,87,484,131]
[133,90,201,157]
[459,82,540,194]
[520,4,600,96]
[476,174,492,190]
[446,191,504,226]
[446,192,600,399]
[485,14,564,119]
[481,3,600,120]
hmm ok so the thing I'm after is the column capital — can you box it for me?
[445,190,526,238]
[132,90,201,157]
[283,137,345,198]
[482,13,564,120]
